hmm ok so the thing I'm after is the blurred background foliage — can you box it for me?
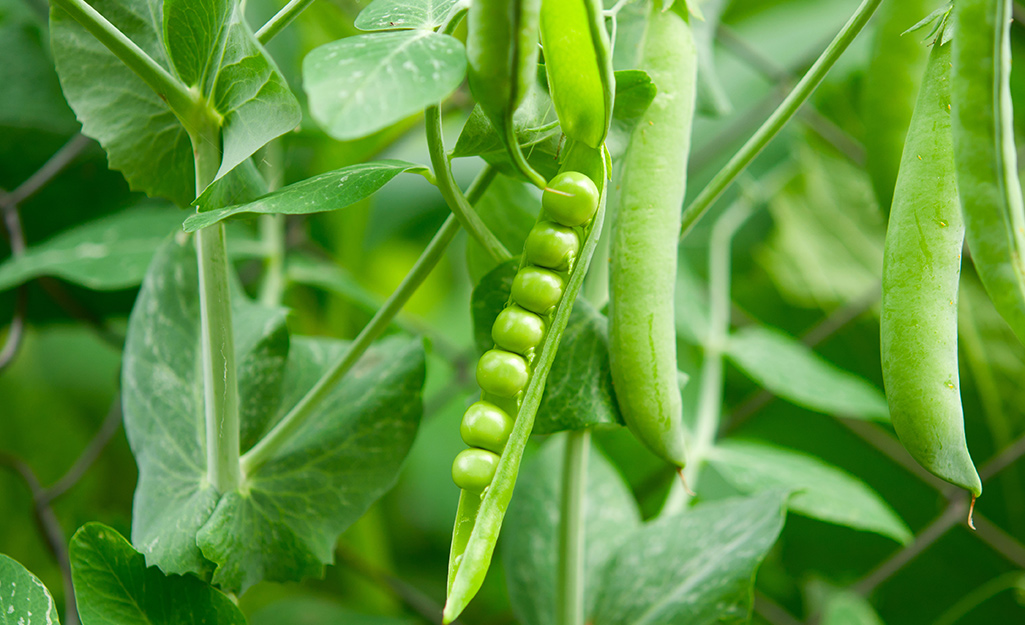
[3,0,1025,623]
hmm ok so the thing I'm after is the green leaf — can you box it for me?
[69,523,245,625]
[250,596,420,625]
[0,0,77,132]
[0,554,60,625]
[591,491,787,625]
[354,0,463,31]
[709,440,912,544]
[471,259,519,354]
[162,0,302,182]
[725,325,890,422]
[197,335,425,592]
[51,0,194,206]
[465,174,538,283]
[807,581,886,625]
[0,204,182,292]
[50,0,299,205]
[304,30,466,141]
[124,234,290,578]
[502,436,640,625]
[605,69,657,159]
[535,299,625,434]
[123,235,425,592]
[185,160,428,231]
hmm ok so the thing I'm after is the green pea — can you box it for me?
[492,305,545,354]
[608,5,695,468]
[882,34,982,497]
[476,349,529,397]
[460,401,515,453]
[541,172,600,227]
[524,221,580,270]
[451,448,500,491]
[511,267,564,314]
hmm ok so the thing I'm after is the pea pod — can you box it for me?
[539,0,614,149]
[444,145,608,623]
[880,34,982,497]
[863,0,934,213]
[951,0,1025,347]
[466,0,544,186]
[608,3,696,468]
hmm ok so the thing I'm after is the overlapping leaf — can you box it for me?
[123,235,425,591]
[0,554,60,625]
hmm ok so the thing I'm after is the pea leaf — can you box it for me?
[725,325,890,422]
[591,491,788,625]
[50,0,299,205]
[0,0,76,132]
[304,30,466,141]
[0,554,60,625]
[465,174,538,284]
[354,0,463,31]
[471,259,519,354]
[605,69,657,159]
[69,523,245,625]
[0,205,264,293]
[502,436,640,625]
[709,440,912,544]
[185,160,429,231]
[123,235,426,592]
[251,596,420,625]
[534,299,625,434]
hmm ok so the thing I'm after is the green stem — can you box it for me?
[241,166,497,476]
[49,0,205,134]
[191,121,241,493]
[425,106,512,263]
[933,571,1025,625]
[679,0,883,238]
[258,215,286,307]
[255,0,317,45]
[556,429,590,625]
[504,114,548,190]
[664,199,753,515]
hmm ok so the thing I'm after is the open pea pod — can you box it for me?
[443,144,609,623]
[540,0,614,149]
[951,0,1025,347]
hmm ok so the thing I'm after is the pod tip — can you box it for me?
[677,467,695,497]
[967,494,977,531]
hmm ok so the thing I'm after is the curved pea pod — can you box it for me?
[881,36,982,497]
[951,0,1025,348]
[467,0,540,124]
[539,0,614,149]
[863,0,933,213]
[608,5,696,468]
[444,144,609,623]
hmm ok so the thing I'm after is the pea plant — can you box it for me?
[4,0,1025,623]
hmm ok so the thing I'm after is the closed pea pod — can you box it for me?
[951,0,1025,347]
[881,32,982,498]
[466,0,546,187]
[608,3,696,468]
[539,0,614,149]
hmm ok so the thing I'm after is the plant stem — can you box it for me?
[556,429,590,625]
[241,166,497,476]
[255,0,317,45]
[504,116,547,190]
[425,105,512,263]
[679,0,883,238]
[664,199,753,515]
[258,215,287,307]
[933,571,1025,625]
[191,120,241,493]
[49,0,204,133]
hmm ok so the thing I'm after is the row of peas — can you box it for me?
[451,171,601,492]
